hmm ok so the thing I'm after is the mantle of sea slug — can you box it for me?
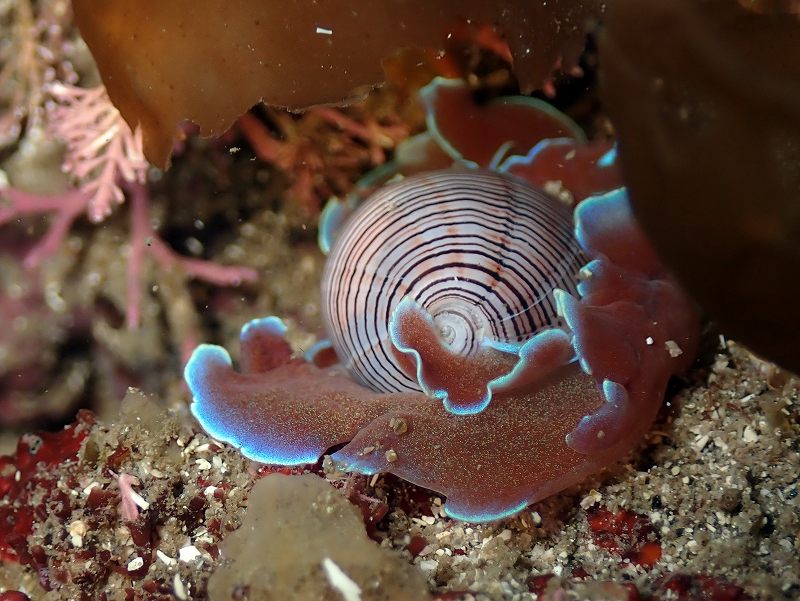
[330,365,625,521]
[186,189,700,522]
[186,327,611,521]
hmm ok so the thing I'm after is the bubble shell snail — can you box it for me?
[321,169,585,415]
[184,79,700,521]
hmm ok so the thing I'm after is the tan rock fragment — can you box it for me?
[208,473,432,601]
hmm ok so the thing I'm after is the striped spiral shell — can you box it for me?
[321,169,584,394]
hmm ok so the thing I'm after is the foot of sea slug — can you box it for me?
[240,316,295,373]
[185,317,396,466]
[331,362,605,522]
[558,189,700,455]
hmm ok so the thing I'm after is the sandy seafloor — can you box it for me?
[1,323,799,600]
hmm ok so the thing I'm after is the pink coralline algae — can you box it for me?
[0,83,257,329]
[0,410,94,564]
[185,79,699,521]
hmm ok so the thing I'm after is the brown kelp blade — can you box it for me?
[602,0,800,373]
[73,0,603,166]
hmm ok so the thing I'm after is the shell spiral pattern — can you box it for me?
[321,169,585,396]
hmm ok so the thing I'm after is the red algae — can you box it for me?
[587,507,662,569]
[527,574,556,596]
[0,391,248,598]
[0,410,94,564]
[0,593,31,601]
[654,574,755,601]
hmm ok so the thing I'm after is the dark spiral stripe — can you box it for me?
[321,169,585,394]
